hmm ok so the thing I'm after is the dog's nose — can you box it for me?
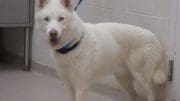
[49,30,58,38]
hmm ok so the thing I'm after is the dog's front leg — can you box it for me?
[62,78,87,101]
[64,81,88,101]
[62,79,76,101]
[75,88,87,101]
[58,72,76,101]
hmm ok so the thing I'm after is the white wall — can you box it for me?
[172,0,180,100]
[32,0,171,68]
[77,0,170,47]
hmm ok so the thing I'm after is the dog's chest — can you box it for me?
[52,32,124,84]
[52,46,98,86]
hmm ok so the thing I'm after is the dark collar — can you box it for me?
[56,35,83,54]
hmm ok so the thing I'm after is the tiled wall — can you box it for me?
[32,0,171,68]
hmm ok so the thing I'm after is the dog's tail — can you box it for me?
[153,55,167,85]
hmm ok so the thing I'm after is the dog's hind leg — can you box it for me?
[115,72,137,101]
[127,49,160,101]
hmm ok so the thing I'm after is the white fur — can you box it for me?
[36,0,167,101]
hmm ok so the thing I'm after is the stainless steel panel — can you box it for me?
[0,0,30,24]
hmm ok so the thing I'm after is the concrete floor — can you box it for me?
[0,61,127,101]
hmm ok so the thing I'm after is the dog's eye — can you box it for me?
[58,17,64,22]
[44,17,50,22]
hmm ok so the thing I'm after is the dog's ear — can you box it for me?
[61,0,72,10]
[36,0,48,9]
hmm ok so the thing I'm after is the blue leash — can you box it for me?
[74,0,84,11]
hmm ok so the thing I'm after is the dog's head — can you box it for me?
[35,0,74,49]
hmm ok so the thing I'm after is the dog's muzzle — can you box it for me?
[49,30,59,45]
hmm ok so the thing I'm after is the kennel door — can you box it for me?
[0,0,30,24]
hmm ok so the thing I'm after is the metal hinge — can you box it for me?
[168,60,174,82]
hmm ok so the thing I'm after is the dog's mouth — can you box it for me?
[49,31,64,46]
[50,38,60,46]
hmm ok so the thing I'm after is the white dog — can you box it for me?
[35,0,167,101]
